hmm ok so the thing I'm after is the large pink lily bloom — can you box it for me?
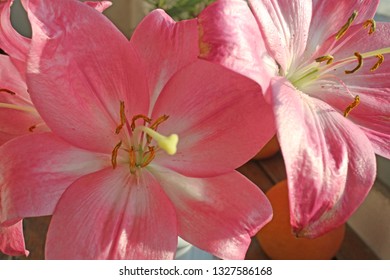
[0,0,274,259]
[199,0,389,238]
[0,0,42,257]
[0,0,111,257]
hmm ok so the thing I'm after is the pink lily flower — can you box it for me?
[0,0,111,257]
[198,0,390,237]
[0,0,273,259]
[0,0,43,257]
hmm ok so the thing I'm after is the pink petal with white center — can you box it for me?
[46,166,177,259]
[0,55,47,145]
[131,9,199,109]
[0,220,28,256]
[0,133,109,224]
[307,0,379,56]
[0,0,30,64]
[249,0,312,73]
[24,0,149,153]
[149,165,272,260]
[152,60,275,178]
[306,23,390,158]
[271,77,376,238]
[198,0,276,91]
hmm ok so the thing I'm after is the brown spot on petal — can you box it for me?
[197,22,211,58]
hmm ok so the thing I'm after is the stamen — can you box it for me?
[363,19,376,35]
[0,88,16,95]
[115,101,126,134]
[131,114,152,131]
[141,146,156,168]
[345,52,363,74]
[343,95,360,117]
[149,115,169,131]
[137,126,179,155]
[129,146,136,170]
[147,115,169,144]
[315,55,334,65]
[370,54,384,71]
[0,102,38,113]
[111,140,122,169]
[336,10,358,40]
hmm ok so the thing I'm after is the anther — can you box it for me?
[363,19,376,35]
[141,146,156,168]
[115,101,126,134]
[0,88,16,95]
[147,115,169,144]
[131,114,152,131]
[345,52,363,74]
[343,95,360,117]
[111,140,122,169]
[315,55,334,65]
[370,54,384,71]
[336,10,358,40]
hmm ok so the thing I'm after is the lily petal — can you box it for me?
[249,0,312,73]
[306,23,390,158]
[0,220,28,257]
[45,166,177,259]
[198,0,275,91]
[0,55,46,145]
[152,60,275,178]
[271,77,376,237]
[307,0,379,56]
[149,165,272,260]
[131,9,199,109]
[25,0,149,153]
[84,1,112,12]
[0,132,108,224]
[0,0,30,63]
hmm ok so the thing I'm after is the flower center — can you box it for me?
[111,101,179,174]
[287,11,390,117]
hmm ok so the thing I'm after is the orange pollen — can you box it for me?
[315,55,334,65]
[345,52,363,74]
[147,115,169,144]
[141,146,156,168]
[363,19,376,35]
[131,114,152,131]
[115,101,127,134]
[370,54,384,71]
[336,10,358,40]
[111,140,122,169]
[343,95,360,117]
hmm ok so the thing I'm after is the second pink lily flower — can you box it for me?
[199,0,390,237]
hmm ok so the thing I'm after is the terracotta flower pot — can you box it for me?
[252,135,280,160]
[256,180,345,260]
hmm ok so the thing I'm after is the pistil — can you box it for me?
[135,126,179,156]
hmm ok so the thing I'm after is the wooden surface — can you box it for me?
[0,151,379,260]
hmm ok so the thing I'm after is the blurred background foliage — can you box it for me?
[146,0,215,20]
